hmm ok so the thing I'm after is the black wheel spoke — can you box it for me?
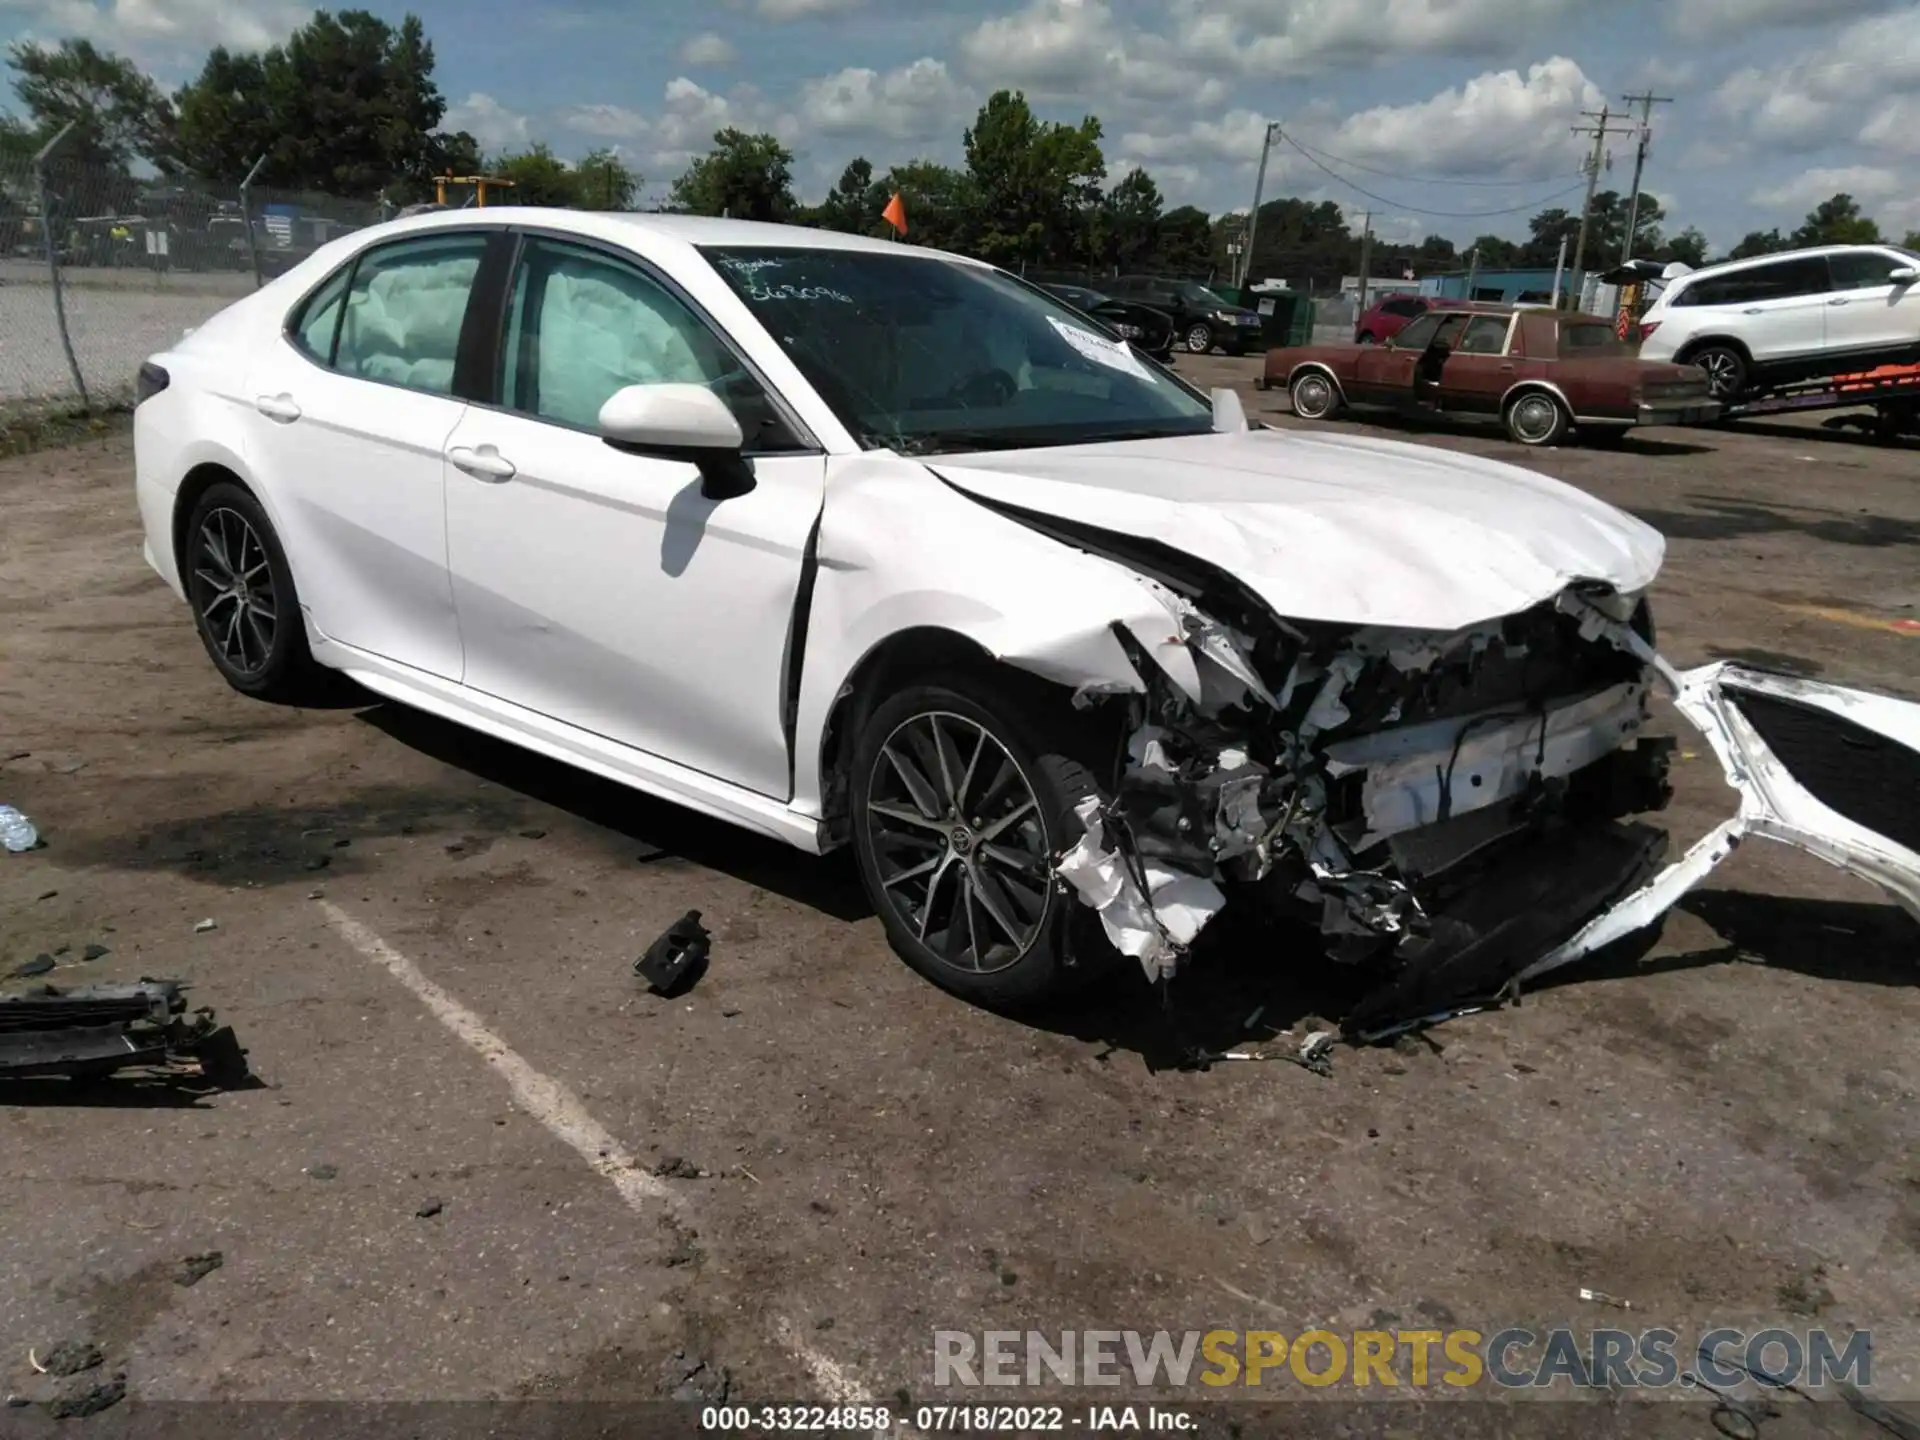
[866,709,1051,976]
[192,507,277,677]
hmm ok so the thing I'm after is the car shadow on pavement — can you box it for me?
[0,1075,237,1109]
[1627,496,1920,547]
[1725,417,1919,451]
[356,703,873,922]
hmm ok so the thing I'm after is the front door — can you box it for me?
[1351,311,1437,402]
[442,233,825,800]
[1826,249,1920,361]
[1434,313,1517,414]
[243,229,491,679]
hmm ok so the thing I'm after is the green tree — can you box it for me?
[963,90,1104,268]
[1790,193,1880,246]
[1658,226,1709,267]
[6,38,176,173]
[488,143,576,206]
[1903,229,1920,252]
[878,159,971,250]
[1727,228,1788,260]
[1149,204,1212,273]
[1095,166,1161,269]
[573,147,638,210]
[1239,197,1352,285]
[173,10,457,196]
[815,156,883,233]
[671,127,794,220]
[1465,233,1524,268]
[1413,233,1459,268]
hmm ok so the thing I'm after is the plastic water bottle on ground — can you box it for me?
[0,805,39,853]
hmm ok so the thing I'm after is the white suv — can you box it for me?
[1636,244,1920,400]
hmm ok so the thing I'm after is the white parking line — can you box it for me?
[319,900,892,1416]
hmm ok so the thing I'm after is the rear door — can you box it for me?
[1825,249,1920,361]
[242,228,493,680]
[1434,313,1515,414]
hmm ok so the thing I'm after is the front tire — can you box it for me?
[183,482,320,700]
[849,678,1105,1009]
[1504,389,1570,447]
[1184,322,1214,354]
[1289,370,1343,420]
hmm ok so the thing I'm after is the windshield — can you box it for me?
[1174,281,1234,309]
[703,247,1214,454]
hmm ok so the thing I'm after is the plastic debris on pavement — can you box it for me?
[635,910,712,996]
[0,805,39,853]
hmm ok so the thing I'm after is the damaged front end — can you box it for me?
[1047,529,1920,1035]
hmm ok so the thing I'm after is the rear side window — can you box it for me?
[291,266,350,362]
[1676,256,1830,307]
[333,234,488,396]
[1559,322,1627,356]
[1830,251,1907,290]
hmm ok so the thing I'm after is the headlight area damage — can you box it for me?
[1021,523,1920,1037]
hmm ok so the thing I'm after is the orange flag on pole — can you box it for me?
[882,192,907,236]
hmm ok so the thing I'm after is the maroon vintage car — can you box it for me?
[1262,303,1720,447]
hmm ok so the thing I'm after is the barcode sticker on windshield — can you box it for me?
[1048,318,1153,381]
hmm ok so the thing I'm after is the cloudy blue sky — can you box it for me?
[3,0,1916,253]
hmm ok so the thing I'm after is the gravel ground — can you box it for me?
[0,363,1916,1434]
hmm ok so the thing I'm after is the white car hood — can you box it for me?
[933,427,1665,631]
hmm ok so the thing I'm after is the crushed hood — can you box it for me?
[934,428,1665,631]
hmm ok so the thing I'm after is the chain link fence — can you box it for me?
[0,156,389,422]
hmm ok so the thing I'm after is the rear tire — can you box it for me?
[1686,343,1748,402]
[1504,389,1570,447]
[182,482,322,701]
[849,677,1109,1009]
[1289,370,1343,420]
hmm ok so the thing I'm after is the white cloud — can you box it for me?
[1315,57,1600,178]
[678,31,736,65]
[1859,95,1920,155]
[737,0,866,16]
[1749,165,1904,211]
[1173,0,1582,76]
[796,57,971,141]
[6,0,309,62]
[957,0,1223,107]
[558,103,650,140]
[1669,0,1901,39]
[445,91,531,152]
[1713,6,1920,152]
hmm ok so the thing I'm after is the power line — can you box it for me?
[1285,136,1582,188]
[1275,130,1589,218]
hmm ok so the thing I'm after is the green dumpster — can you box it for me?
[1242,289,1314,348]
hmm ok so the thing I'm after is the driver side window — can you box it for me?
[501,237,792,445]
[1393,313,1442,349]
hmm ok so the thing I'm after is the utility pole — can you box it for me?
[1354,210,1373,318]
[1239,121,1281,290]
[1569,104,1633,299]
[1464,245,1479,300]
[1549,233,1569,308]
[1618,91,1673,263]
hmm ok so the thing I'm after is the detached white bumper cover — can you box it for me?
[1519,663,1920,986]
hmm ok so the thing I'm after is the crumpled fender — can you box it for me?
[789,453,1208,819]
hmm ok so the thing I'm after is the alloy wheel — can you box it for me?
[864,711,1052,975]
[1696,351,1741,398]
[1185,324,1213,354]
[190,506,277,675]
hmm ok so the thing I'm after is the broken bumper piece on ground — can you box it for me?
[1046,578,1920,1035]
[0,980,250,1086]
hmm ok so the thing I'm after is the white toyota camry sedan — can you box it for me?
[133,209,1920,1030]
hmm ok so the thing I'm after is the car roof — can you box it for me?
[1669,242,1892,280]
[320,206,992,265]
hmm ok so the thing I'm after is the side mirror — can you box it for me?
[598,382,756,501]
[1889,266,1920,284]
[599,382,744,450]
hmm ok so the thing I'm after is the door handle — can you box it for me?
[447,444,516,482]
[1742,307,1764,315]
[1498,363,1515,371]
[254,393,301,423]
[1827,297,1849,306]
